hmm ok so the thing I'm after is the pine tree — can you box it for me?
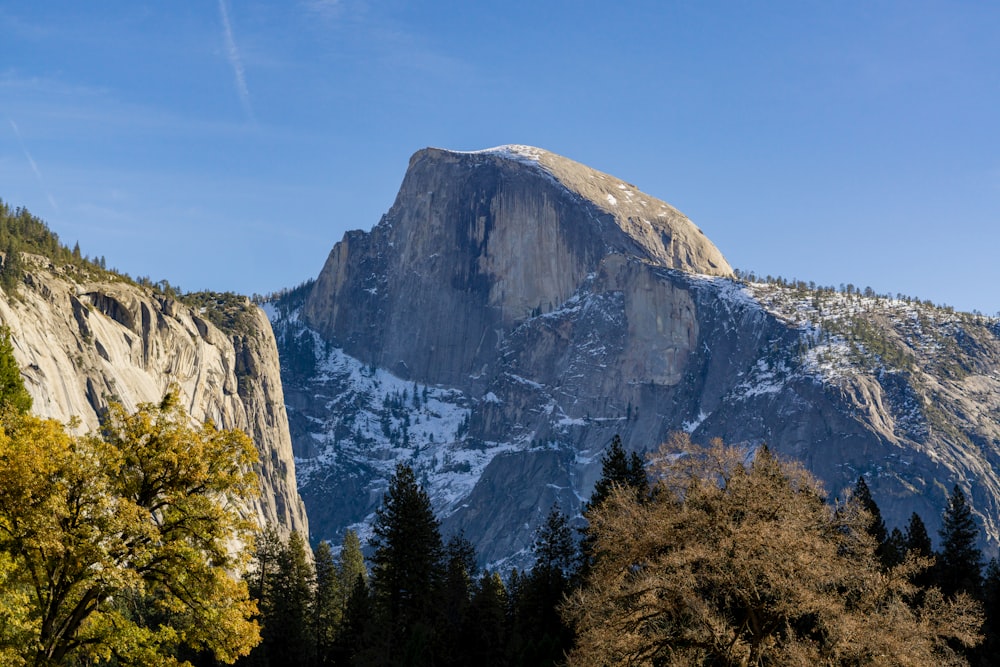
[905,512,934,558]
[581,435,648,576]
[263,531,317,666]
[314,540,342,666]
[585,434,648,513]
[938,485,984,598]
[0,238,23,292]
[369,463,445,665]
[853,476,891,567]
[511,506,576,667]
[439,532,477,666]
[335,575,373,666]
[0,326,31,415]
[337,529,368,602]
[464,572,509,667]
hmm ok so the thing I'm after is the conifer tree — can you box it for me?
[314,540,341,666]
[261,531,316,666]
[511,506,576,666]
[369,463,445,665]
[0,238,23,292]
[438,532,477,666]
[464,572,509,667]
[938,485,984,598]
[853,476,891,567]
[581,435,648,576]
[905,512,934,558]
[337,529,367,607]
[586,435,648,512]
[335,575,373,666]
[0,326,31,415]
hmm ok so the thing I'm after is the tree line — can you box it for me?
[4,318,1000,665]
[238,433,1000,667]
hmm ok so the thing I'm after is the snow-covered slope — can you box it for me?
[273,146,1000,566]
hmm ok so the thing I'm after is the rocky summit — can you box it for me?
[271,145,1000,566]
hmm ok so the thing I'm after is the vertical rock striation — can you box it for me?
[1,257,308,538]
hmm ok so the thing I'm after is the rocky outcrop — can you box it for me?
[276,145,1000,566]
[302,146,731,386]
[1,256,308,538]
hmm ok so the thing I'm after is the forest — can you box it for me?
[3,209,1000,665]
[3,317,1000,665]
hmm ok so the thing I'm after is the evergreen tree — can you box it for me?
[905,512,934,558]
[938,485,984,598]
[263,531,316,666]
[0,238,23,292]
[337,529,368,608]
[314,540,342,666]
[581,435,648,576]
[368,463,445,665]
[853,476,891,567]
[976,558,1000,667]
[511,506,576,667]
[335,575,373,666]
[585,434,648,512]
[883,527,907,569]
[439,532,477,666]
[464,572,509,667]
[0,326,31,415]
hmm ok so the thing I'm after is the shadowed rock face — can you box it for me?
[279,146,1000,566]
[302,146,731,386]
[1,258,308,539]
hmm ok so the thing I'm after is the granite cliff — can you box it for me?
[272,145,1000,566]
[0,254,308,537]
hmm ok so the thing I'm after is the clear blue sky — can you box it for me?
[2,1,999,314]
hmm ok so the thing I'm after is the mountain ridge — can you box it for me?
[274,145,1000,566]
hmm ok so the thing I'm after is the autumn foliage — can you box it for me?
[563,434,983,666]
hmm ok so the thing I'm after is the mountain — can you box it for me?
[0,249,308,538]
[270,145,1000,566]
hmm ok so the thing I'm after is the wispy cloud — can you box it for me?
[217,0,254,123]
[9,119,57,210]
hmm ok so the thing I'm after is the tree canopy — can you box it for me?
[563,434,983,666]
[0,392,261,666]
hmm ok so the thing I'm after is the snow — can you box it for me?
[285,319,524,528]
[606,193,618,206]
[683,411,709,433]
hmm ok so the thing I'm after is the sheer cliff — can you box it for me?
[0,255,308,537]
[275,145,1000,566]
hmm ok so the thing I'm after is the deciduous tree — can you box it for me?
[563,434,983,666]
[0,392,261,666]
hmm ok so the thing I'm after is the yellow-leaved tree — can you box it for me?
[0,391,262,666]
[563,434,984,667]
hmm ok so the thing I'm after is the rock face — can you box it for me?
[301,146,730,386]
[276,145,1000,566]
[1,257,308,538]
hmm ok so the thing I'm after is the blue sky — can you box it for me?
[2,1,999,314]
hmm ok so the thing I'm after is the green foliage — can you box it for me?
[179,291,259,336]
[0,199,116,285]
[0,327,31,415]
[313,540,341,666]
[368,463,445,665]
[938,485,984,598]
[0,392,261,665]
